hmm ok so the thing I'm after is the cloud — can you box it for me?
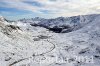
[1,0,100,19]
[24,0,100,16]
[0,0,42,13]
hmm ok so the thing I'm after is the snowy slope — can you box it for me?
[0,14,100,66]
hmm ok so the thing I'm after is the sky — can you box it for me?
[0,0,100,20]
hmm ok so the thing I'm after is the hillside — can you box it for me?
[0,14,100,66]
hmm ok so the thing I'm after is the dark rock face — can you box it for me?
[48,27,63,33]
[30,23,39,27]
[7,25,20,30]
[47,25,73,33]
[2,25,21,36]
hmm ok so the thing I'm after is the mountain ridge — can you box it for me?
[0,14,100,66]
[18,14,100,33]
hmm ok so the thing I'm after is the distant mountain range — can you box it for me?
[18,14,100,33]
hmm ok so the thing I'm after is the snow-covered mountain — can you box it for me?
[19,14,100,33]
[0,14,100,66]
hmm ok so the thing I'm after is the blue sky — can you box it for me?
[0,0,100,20]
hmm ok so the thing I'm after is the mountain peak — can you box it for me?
[0,16,5,21]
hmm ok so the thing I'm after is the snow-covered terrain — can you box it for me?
[0,14,100,66]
